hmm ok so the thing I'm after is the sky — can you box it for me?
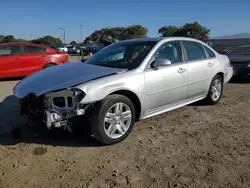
[0,0,249,43]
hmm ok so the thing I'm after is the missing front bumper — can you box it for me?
[20,89,90,132]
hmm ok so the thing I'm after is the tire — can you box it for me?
[90,94,136,145]
[204,75,223,105]
[44,63,56,69]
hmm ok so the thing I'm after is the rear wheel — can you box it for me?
[204,75,223,105]
[90,94,136,145]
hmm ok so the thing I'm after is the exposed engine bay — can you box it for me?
[20,88,92,132]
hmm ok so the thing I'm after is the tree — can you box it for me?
[84,36,92,43]
[120,25,148,40]
[158,21,210,41]
[15,38,27,42]
[0,35,4,43]
[181,21,210,41]
[70,41,77,45]
[2,35,15,43]
[85,25,148,43]
[158,26,181,37]
[31,35,62,45]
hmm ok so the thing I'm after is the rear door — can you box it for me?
[20,45,48,75]
[0,44,23,78]
[181,41,217,100]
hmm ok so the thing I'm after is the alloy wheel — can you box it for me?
[103,102,132,139]
[211,79,222,101]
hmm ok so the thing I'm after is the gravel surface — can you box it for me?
[0,56,249,188]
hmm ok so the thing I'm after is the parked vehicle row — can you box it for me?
[14,37,233,145]
[67,46,81,54]
[57,44,73,52]
[56,44,101,55]
[80,46,100,56]
[0,42,69,78]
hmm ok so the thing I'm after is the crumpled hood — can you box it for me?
[14,62,125,98]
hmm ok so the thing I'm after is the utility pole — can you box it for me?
[80,25,83,43]
[58,28,65,44]
[30,33,32,41]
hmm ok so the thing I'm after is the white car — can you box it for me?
[14,37,233,145]
[57,45,72,52]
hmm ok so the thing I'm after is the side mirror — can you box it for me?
[152,58,171,68]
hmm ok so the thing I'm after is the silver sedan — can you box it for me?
[14,37,233,145]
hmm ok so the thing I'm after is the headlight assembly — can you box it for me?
[70,88,86,102]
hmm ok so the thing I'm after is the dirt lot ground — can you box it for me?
[0,56,249,188]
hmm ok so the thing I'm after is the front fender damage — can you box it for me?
[20,87,95,132]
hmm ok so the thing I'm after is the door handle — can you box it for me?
[207,62,214,67]
[178,68,186,74]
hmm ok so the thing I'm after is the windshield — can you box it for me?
[226,46,250,55]
[85,41,157,69]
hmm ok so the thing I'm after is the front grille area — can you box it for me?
[52,96,74,108]
[53,97,65,107]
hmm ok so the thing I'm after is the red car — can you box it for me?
[0,42,69,78]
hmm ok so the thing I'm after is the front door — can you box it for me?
[144,41,189,114]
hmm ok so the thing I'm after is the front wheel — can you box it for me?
[204,75,223,105]
[90,94,136,145]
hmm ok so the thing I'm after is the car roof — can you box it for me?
[117,37,204,43]
[0,42,50,48]
[120,37,163,42]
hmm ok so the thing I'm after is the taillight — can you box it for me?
[65,55,68,63]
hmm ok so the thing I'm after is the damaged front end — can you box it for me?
[20,88,92,132]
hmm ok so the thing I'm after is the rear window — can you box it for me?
[204,45,216,58]
[183,41,207,61]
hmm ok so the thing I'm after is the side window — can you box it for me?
[183,41,207,61]
[24,46,47,54]
[154,41,183,64]
[204,45,216,58]
[0,45,21,57]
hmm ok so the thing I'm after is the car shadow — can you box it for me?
[0,95,103,148]
[229,77,250,84]
[187,100,207,106]
[0,76,24,82]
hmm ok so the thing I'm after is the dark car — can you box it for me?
[67,46,81,54]
[80,46,100,56]
[226,45,250,79]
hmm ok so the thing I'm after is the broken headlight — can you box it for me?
[70,88,86,102]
